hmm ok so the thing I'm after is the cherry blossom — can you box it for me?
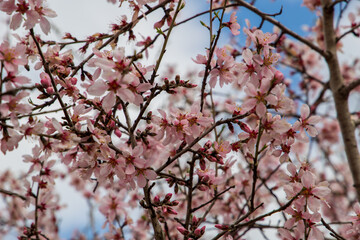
[0,41,27,72]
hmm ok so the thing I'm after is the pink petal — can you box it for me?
[301,171,315,189]
[300,104,310,119]
[308,115,321,125]
[287,163,297,176]
[125,164,135,175]
[137,174,146,188]
[306,126,318,137]
[242,49,253,65]
[145,170,157,180]
[24,10,39,30]
[256,102,267,117]
[40,17,51,35]
[87,80,108,96]
[10,13,22,30]
[102,92,116,112]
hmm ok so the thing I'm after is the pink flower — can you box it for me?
[225,12,240,36]
[301,171,330,212]
[3,71,30,87]
[293,104,321,139]
[242,79,273,117]
[237,48,258,86]
[1,0,57,34]
[136,35,153,59]
[121,145,145,175]
[213,141,231,158]
[23,145,44,174]
[0,128,23,154]
[136,166,157,188]
[99,148,125,181]
[0,90,31,117]
[0,41,27,72]
[209,48,236,88]
[99,190,127,226]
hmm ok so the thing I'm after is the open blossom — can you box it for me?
[301,171,330,212]
[224,12,240,35]
[241,78,276,117]
[0,90,31,117]
[1,128,23,154]
[99,190,127,227]
[244,28,277,53]
[340,203,360,239]
[135,162,157,188]
[136,35,153,59]
[87,70,148,111]
[0,41,28,72]
[293,104,321,139]
[237,48,258,86]
[209,47,236,88]
[0,0,57,34]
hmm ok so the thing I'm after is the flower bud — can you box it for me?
[114,129,122,138]
[215,224,230,230]
[192,215,198,226]
[177,226,189,235]
[164,193,172,202]
[153,195,160,205]
[70,77,77,85]
[274,71,284,84]
[46,87,54,94]
[41,78,51,87]
[170,200,179,206]
[194,226,206,237]
[166,207,177,215]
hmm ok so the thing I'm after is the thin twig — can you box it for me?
[30,29,74,129]
[321,218,346,240]
[0,188,27,201]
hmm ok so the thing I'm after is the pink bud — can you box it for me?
[164,193,172,202]
[202,175,210,182]
[192,215,198,225]
[46,87,54,94]
[215,224,230,230]
[204,140,212,148]
[70,77,77,85]
[274,71,284,84]
[108,120,115,128]
[194,226,206,237]
[41,78,51,87]
[177,226,189,235]
[166,207,177,215]
[154,18,165,29]
[171,200,179,206]
[198,185,207,191]
[200,159,206,171]
[114,129,122,138]
[153,195,160,204]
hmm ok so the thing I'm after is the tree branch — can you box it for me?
[321,0,360,200]
[336,23,360,42]
[143,183,165,240]
[0,188,27,201]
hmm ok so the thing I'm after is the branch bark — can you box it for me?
[143,184,165,240]
[321,0,360,201]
